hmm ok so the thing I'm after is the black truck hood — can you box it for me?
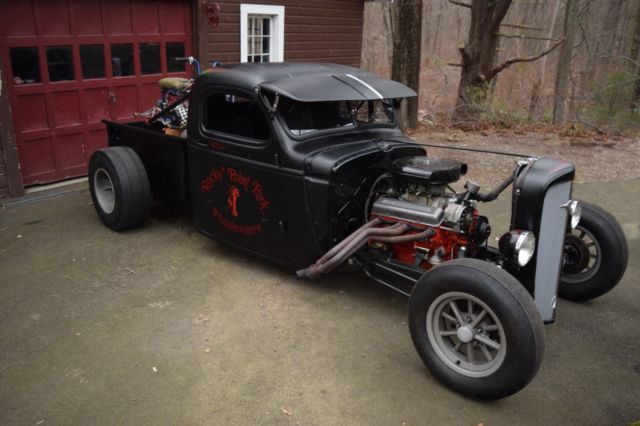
[301,136,426,177]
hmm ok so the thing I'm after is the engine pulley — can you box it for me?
[443,202,473,233]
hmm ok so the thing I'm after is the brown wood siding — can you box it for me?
[202,0,364,67]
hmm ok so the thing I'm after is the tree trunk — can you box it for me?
[487,35,501,107]
[553,0,579,125]
[529,0,562,120]
[629,0,640,112]
[453,0,512,122]
[391,0,422,130]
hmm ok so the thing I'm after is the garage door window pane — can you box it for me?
[10,47,41,84]
[111,44,134,77]
[166,42,186,73]
[80,45,105,79]
[140,43,161,75]
[46,46,74,82]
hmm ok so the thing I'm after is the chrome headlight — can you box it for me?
[499,230,536,267]
[566,200,581,229]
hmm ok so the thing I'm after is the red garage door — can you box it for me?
[0,0,193,185]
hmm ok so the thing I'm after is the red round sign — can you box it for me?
[203,0,221,29]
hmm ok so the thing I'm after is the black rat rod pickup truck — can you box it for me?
[89,63,628,400]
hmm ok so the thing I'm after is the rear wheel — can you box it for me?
[408,259,544,400]
[89,146,151,231]
[559,202,628,301]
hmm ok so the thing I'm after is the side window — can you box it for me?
[354,101,370,123]
[10,47,41,84]
[166,42,186,72]
[204,93,270,141]
[140,42,161,75]
[80,44,105,79]
[111,44,134,77]
[46,46,74,82]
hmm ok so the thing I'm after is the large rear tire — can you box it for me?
[89,146,151,231]
[408,259,544,400]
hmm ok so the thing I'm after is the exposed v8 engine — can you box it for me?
[369,156,491,268]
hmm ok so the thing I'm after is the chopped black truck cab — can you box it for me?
[90,63,628,400]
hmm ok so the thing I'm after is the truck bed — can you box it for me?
[103,120,189,205]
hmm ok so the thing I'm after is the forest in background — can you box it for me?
[362,0,640,134]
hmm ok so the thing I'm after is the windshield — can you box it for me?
[277,97,395,136]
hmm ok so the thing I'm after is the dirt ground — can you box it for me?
[410,128,640,187]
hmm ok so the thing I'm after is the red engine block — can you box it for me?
[371,210,479,269]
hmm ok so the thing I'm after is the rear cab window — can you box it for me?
[203,92,271,143]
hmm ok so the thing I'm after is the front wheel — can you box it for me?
[408,259,544,400]
[559,201,628,301]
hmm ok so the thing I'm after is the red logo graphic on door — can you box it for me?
[201,166,270,236]
[227,185,240,217]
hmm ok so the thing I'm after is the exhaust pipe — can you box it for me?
[373,228,435,244]
[296,222,435,279]
[315,218,381,265]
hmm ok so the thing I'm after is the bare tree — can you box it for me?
[451,0,562,121]
[529,0,562,120]
[391,0,423,129]
[629,0,640,112]
[553,0,579,124]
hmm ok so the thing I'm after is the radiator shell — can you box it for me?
[510,157,575,322]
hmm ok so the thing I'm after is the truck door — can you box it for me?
[188,89,287,264]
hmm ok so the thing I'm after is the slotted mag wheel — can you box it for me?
[426,291,507,378]
[563,225,602,283]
